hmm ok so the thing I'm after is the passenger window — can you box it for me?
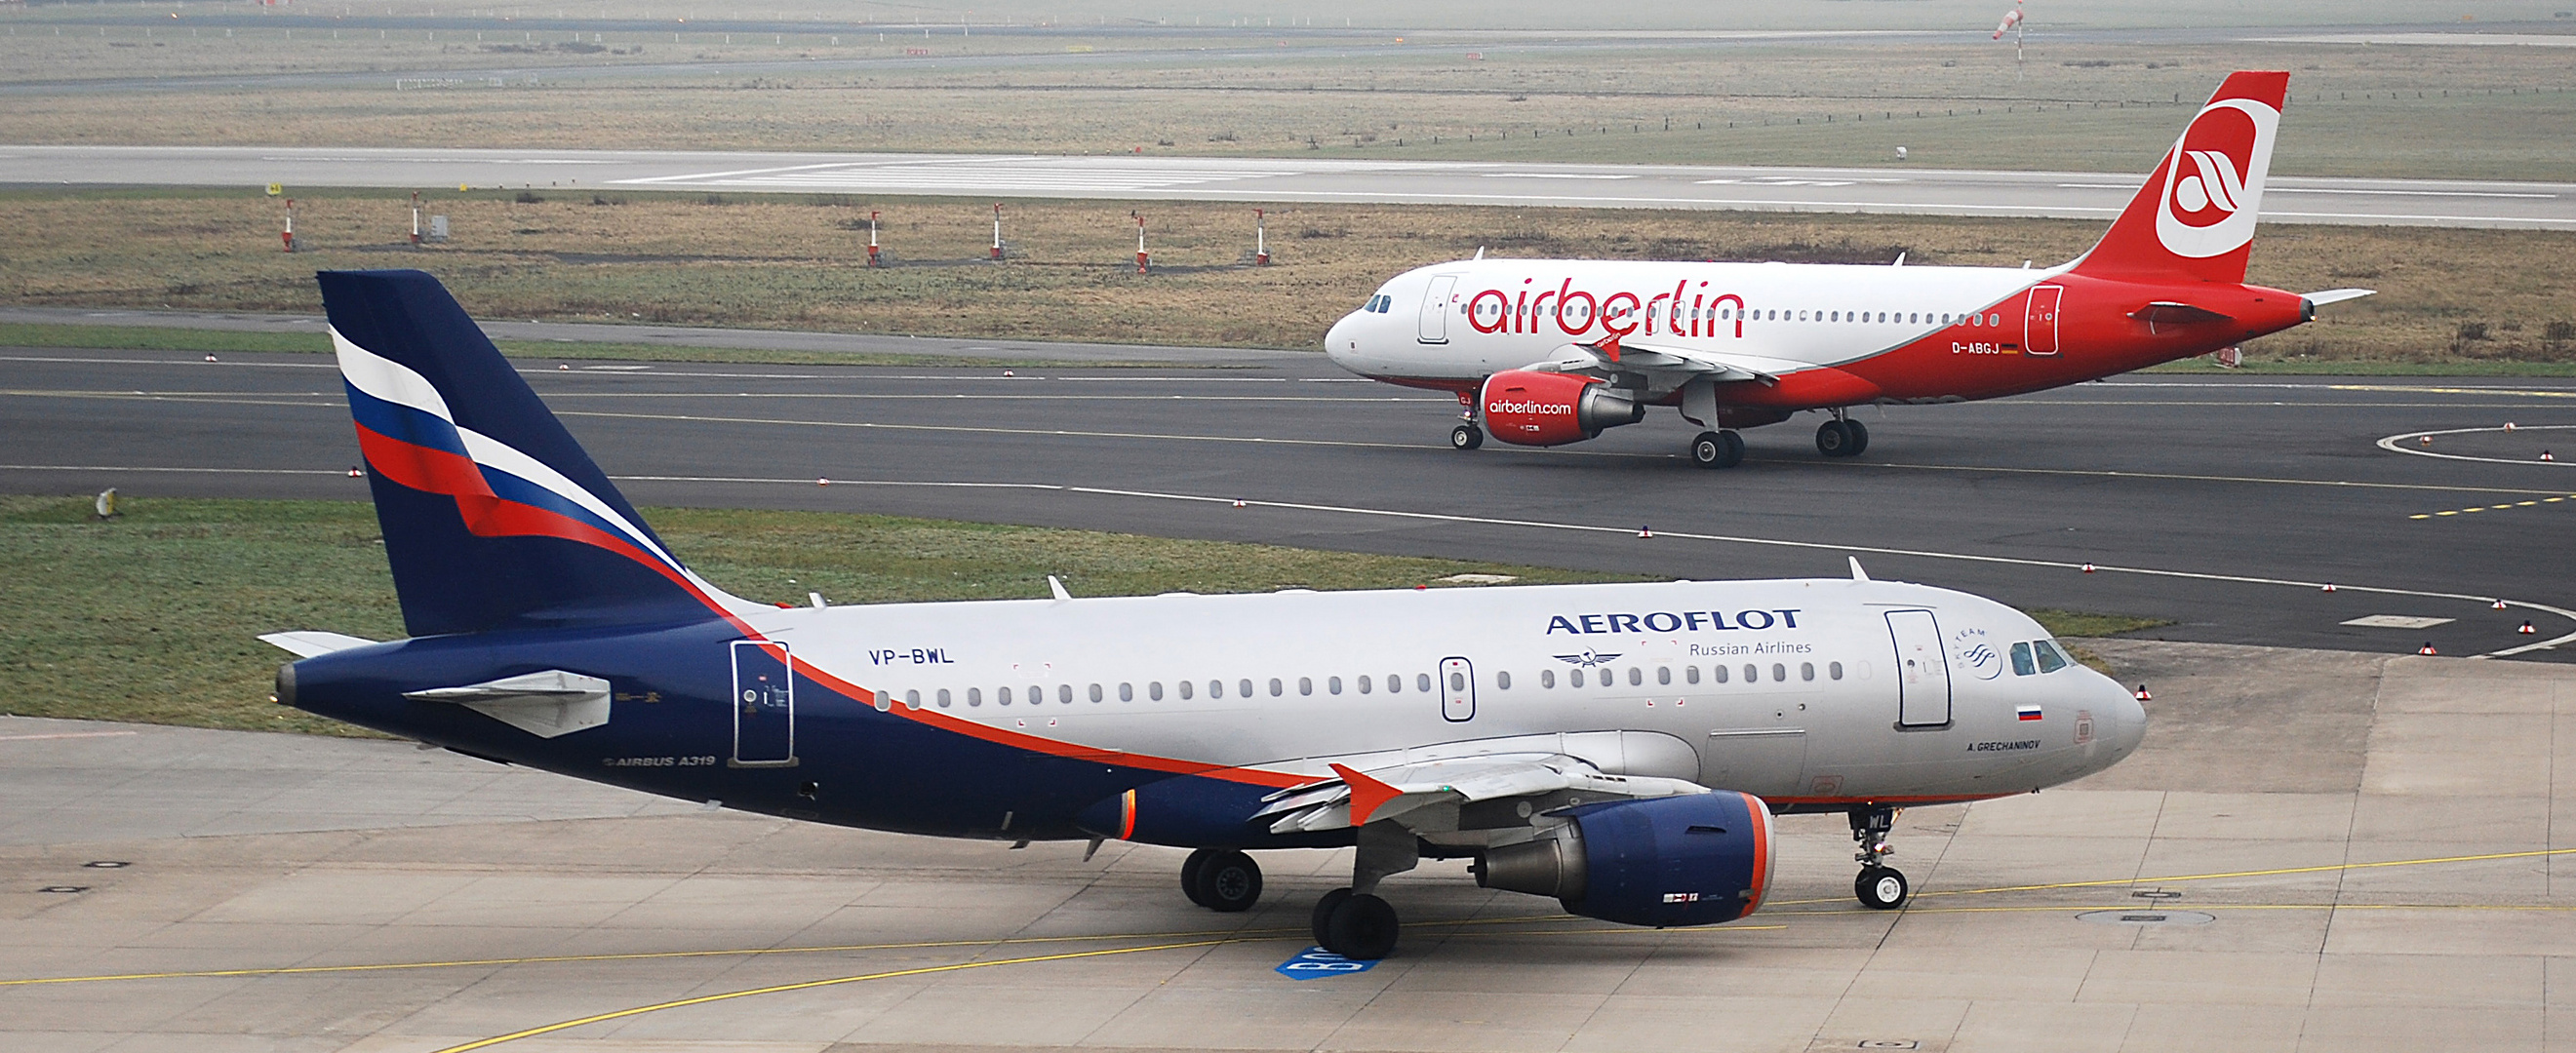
[1541,669,1557,688]
[1266,678,1282,697]
[1179,680,1194,700]
[1801,662,1815,682]
[1497,671,1512,689]
[1328,676,1342,695]
[1209,680,1224,698]
[1385,674,1401,693]
[1298,677,1312,696]
[1627,667,1643,686]
[1448,671,1466,691]
[1989,313,2001,326]
[904,689,921,708]
[1571,668,1586,688]
[937,688,952,708]
[1772,663,1787,682]
[1418,673,1434,692]
[2035,641,2070,674]
[2011,642,2037,676]
[998,686,1013,706]
[1356,675,1371,694]
[1829,662,1844,681]
[1658,666,1672,685]
[1743,664,1760,682]
[1119,682,1133,702]
[1240,679,1254,697]
[1713,664,1729,683]
[1685,665,1700,684]
[1148,682,1163,701]
[1058,683,1073,704]
[969,687,982,707]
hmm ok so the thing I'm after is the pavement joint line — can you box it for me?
[425,938,1243,1053]
[1789,845,2576,904]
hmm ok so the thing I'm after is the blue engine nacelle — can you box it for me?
[1470,792,1775,927]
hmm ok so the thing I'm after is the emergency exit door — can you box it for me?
[731,640,798,766]
[1884,610,1952,728]
[1440,657,1475,722]
[1418,276,1457,343]
[2024,285,2063,356]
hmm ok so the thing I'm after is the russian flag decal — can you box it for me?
[2017,705,2044,722]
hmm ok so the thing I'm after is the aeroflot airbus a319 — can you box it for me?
[267,269,2144,959]
[1326,71,2373,467]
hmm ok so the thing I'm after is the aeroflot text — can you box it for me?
[1546,610,1802,635]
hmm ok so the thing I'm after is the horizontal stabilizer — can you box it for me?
[258,631,379,658]
[2129,301,2235,329]
[2302,288,2376,307]
[405,669,613,738]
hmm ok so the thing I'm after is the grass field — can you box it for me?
[0,494,2159,736]
[0,322,1230,369]
[1,16,2570,180]
[4,187,2570,369]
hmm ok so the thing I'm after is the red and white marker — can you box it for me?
[2418,643,2439,655]
[2081,563,2096,573]
[2133,684,2153,702]
[2520,621,2538,635]
[2321,583,2336,593]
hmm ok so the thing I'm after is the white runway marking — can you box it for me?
[2377,424,2576,465]
[620,157,1305,194]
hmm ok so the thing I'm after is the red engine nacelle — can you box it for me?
[1480,370,1645,447]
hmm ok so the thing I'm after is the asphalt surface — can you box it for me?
[5,342,2573,662]
[9,144,2569,228]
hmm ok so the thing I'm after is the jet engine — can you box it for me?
[1471,792,1774,927]
[1479,370,1645,447]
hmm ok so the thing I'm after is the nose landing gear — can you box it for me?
[1450,423,1485,449]
[1850,806,1910,910]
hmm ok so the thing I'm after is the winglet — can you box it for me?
[1048,575,1072,603]
[1847,557,1870,582]
[1891,252,1905,267]
[1330,762,1401,825]
[1590,332,1622,364]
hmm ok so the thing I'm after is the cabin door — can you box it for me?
[1885,610,1953,728]
[1418,275,1457,343]
[731,640,798,767]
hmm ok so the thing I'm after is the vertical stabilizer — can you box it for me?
[2069,71,2287,284]
[318,269,748,636]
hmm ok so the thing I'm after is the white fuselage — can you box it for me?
[755,576,2145,805]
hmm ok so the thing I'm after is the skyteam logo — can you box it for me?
[2153,98,2277,259]
[1952,627,2002,681]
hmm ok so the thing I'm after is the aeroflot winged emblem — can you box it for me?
[2154,97,2278,259]
[1554,649,1622,668]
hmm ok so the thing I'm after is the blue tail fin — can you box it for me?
[317,269,746,637]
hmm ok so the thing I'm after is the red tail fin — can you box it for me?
[2070,71,2287,284]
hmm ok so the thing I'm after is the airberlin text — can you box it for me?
[1469,278,1748,339]
[1546,609,1801,635]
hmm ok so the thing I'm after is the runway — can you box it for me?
[10,641,2576,1052]
[4,342,2573,662]
[5,144,2571,228]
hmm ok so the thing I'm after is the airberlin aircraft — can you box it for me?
[1325,71,2373,467]
[269,269,2145,959]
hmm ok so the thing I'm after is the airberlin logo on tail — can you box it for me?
[2153,98,2278,259]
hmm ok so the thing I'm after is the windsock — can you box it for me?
[1993,5,2024,38]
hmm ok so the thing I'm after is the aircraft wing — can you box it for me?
[1251,753,1709,835]
[1521,335,1783,386]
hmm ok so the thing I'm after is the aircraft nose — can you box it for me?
[1324,315,1360,368]
[2100,675,2149,758]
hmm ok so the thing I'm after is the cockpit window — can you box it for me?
[2033,640,2069,674]
[2010,642,2036,677]
[1362,294,1392,313]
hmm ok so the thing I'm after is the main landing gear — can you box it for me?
[1850,806,1910,910]
[1310,820,1416,959]
[1815,413,1871,458]
[1689,430,1746,469]
[1180,848,1263,913]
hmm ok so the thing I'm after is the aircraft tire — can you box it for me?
[1844,418,1871,455]
[1192,849,1263,913]
[1450,423,1485,450]
[1322,892,1400,959]
[1180,847,1216,908]
[1311,887,1353,947]
[1816,419,1858,457]
[1856,865,1910,910]
[1690,430,1745,469]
